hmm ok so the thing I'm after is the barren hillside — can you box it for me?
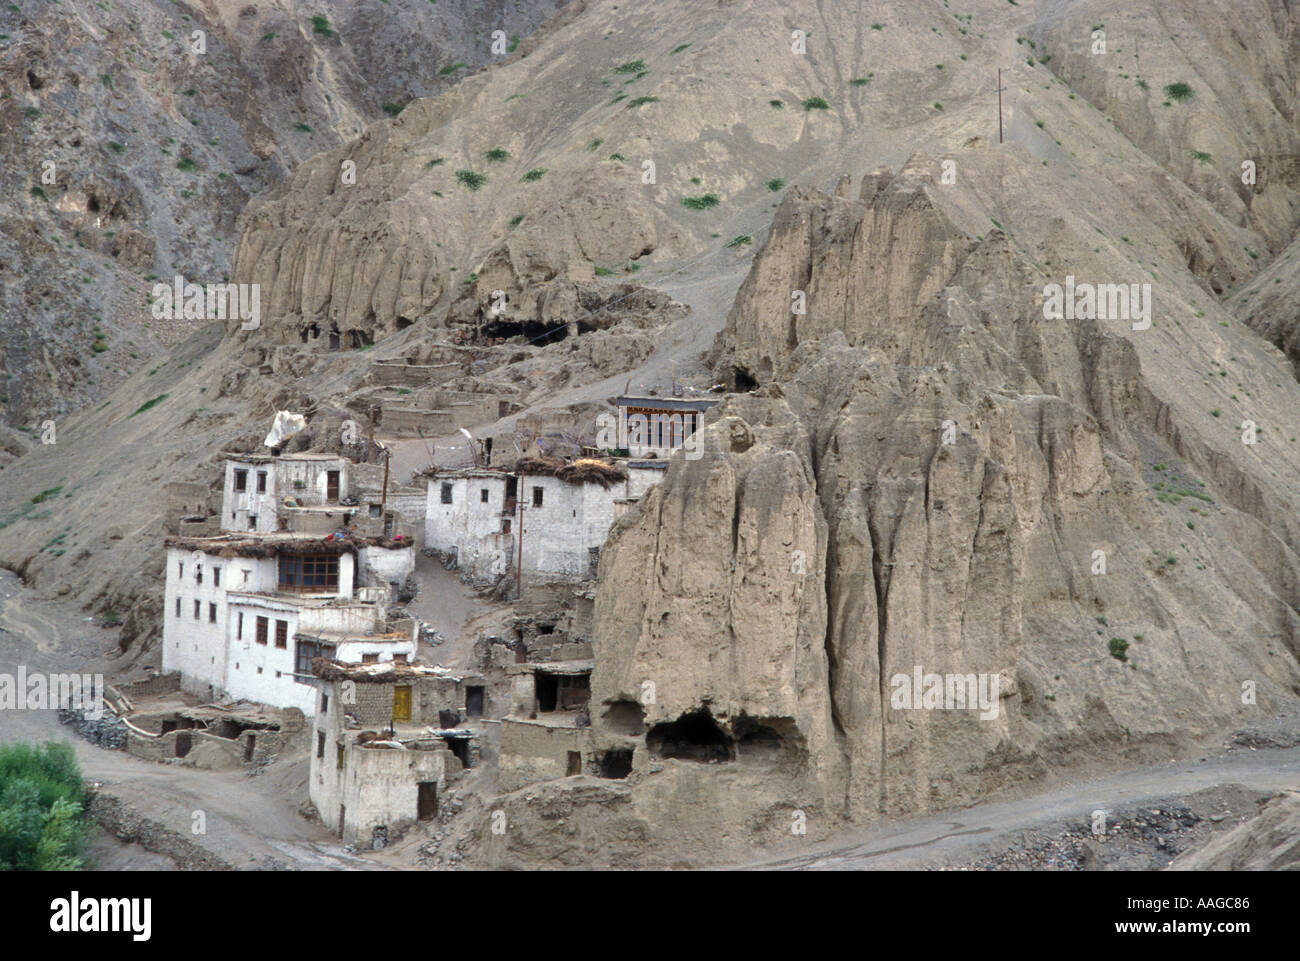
[0,0,1298,868]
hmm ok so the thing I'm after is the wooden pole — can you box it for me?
[380,449,390,516]
[997,69,1005,143]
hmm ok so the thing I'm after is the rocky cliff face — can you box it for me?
[0,0,562,424]
[582,148,1300,860]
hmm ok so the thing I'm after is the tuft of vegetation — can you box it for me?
[439,61,466,75]
[849,76,871,86]
[176,157,198,174]
[455,169,487,190]
[508,214,524,228]
[670,43,691,54]
[765,178,785,192]
[613,59,646,75]
[484,147,510,162]
[609,153,626,162]
[425,157,446,168]
[30,186,47,200]
[769,99,784,109]
[1192,150,1212,165]
[586,138,604,151]
[31,486,63,504]
[107,141,125,153]
[382,102,405,117]
[295,122,313,133]
[594,266,615,277]
[725,235,752,248]
[1163,81,1194,102]
[311,15,333,38]
[1108,637,1129,662]
[128,394,169,418]
[520,167,546,182]
[627,96,659,108]
[0,741,88,871]
[801,96,830,111]
[680,193,720,211]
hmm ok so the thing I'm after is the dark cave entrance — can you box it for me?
[646,708,732,763]
[480,318,589,345]
[598,748,634,779]
[732,366,759,392]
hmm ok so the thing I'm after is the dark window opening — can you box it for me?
[647,708,732,763]
[465,686,485,718]
[243,735,256,762]
[317,731,326,759]
[480,488,489,503]
[504,476,518,512]
[256,616,268,645]
[175,598,181,617]
[256,471,267,493]
[234,469,248,492]
[213,567,221,587]
[193,600,201,620]
[208,602,217,623]
[598,749,633,779]
[535,671,589,712]
[275,619,288,649]
[361,653,378,664]
[295,640,335,681]
[441,482,453,504]
[532,486,544,508]
[537,623,555,635]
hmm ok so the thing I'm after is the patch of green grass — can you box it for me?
[801,96,830,111]
[613,59,646,74]
[295,122,313,133]
[627,96,659,108]
[871,23,884,30]
[670,43,691,54]
[586,138,603,151]
[1193,150,1212,165]
[765,178,785,192]
[725,235,752,248]
[849,76,871,86]
[507,34,520,53]
[176,157,198,174]
[425,157,446,168]
[262,31,277,42]
[484,147,510,162]
[311,15,333,38]
[933,102,943,111]
[594,266,615,277]
[128,394,169,417]
[31,486,64,504]
[508,214,524,228]
[681,193,720,211]
[107,141,126,153]
[1136,77,1148,91]
[769,99,784,109]
[23,106,41,120]
[455,169,487,190]
[382,102,405,117]
[439,61,466,75]
[1108,637,1129,661]
[520,167,546,182]
[1163,81,1194,102]
[30,186,47,200]
[608,153,626,161]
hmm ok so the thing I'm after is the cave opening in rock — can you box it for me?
[598,748,634,779]
[733,714,785,759]
[601,699,645,736]
[480,317,589,344]
[395,316,414,330]
[733,366,759,392]
[647,708,732,762]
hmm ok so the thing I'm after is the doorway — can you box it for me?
[392,686,412,723]
[326,470,340,501]
[566,751,582,776]
[417,782,438,820]
[465,686,485,718]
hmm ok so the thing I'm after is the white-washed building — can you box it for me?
[424,458,668,587]
[161,533,415,715]
[221,453,352,533]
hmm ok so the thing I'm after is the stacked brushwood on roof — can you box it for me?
[163,532,411,557]
[515,456,627,487]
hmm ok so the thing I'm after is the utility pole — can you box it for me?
[515,501,525,600]
[997,69,1006,144]
[379,447,390,518]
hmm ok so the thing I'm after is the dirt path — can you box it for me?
[737,741,1300,870]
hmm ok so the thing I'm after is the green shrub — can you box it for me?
[1108,637,1129,661]
[455,169,487,190]
[520,168,546,182]
[129,394,169,418]
[1163,81,1194,101]
[801,96,830,110]
[613,59,646,74]
[176,157,198,174]
[681,193,720,210]
[485,147,510,162]
[311,15,332,38]
[382,102,405,117]
[765,178,784,192]
[0,741,87,871]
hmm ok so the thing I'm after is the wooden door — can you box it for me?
[392,685,412,722]
[417,782,438,820]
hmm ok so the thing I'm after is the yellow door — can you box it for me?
[392,686,412,722]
